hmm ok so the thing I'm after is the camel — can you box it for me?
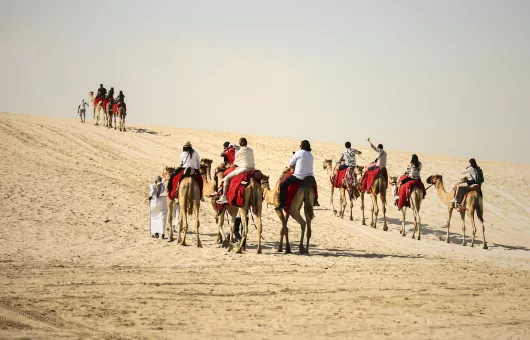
[261,168,315,254]
[199,159,219,222]
[358,167,389,231]
[389,176,423,240]
[88,91,103,126]
[323,160,361,220]
[168,172,202,247]
[214,164,263,254]
[118,106,126,131]
[426,174,487,248]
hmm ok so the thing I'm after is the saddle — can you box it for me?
[455,184,482,209]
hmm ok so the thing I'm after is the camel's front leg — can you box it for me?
[276,210,286,252]
[331,185,337,215]
[291,209,306,254]
[401,208,406,236]
[481,220,488,249]
[167,200,175,242]
[339,189,346,219]
[194,203,201,248]
[216,209,226,245]
[349,194,354,221]
[446,207,453,243]
[304,202,313,254]
[114,114,117,130]
[459,210,466,246]
[416,208,421,241]
[234,209,249,253]
[360,192,366,225]
[469,210,477,248]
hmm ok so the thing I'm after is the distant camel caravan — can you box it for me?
[88,90,127,131]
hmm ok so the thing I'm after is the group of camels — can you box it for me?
[322,159,487,249]
[88,91,126,132]
[159,154,487,255]
[163,159,314,255]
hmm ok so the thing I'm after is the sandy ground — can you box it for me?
[1,112,530,339]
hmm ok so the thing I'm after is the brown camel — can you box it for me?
[88,91,103,126]
[426,175,487,248]
[323,160,361,220]
[168,172,202,247]
[118,106,126,131]
[358,167,389,230]
[214,164,263,254]
[261,168,315,254]
[389,176,423,240]
[199,159,219,222]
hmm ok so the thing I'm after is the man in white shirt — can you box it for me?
[179,141,204,201]
[78,99,89,123]
[216,137,255,204]
[367,138,387,170]
[338,141,362,170]
[276,140,317,210]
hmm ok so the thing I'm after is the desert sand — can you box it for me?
[1,112,530,339]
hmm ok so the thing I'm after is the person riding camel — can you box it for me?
[96,84,107,100]
[338,141,362,170]
[216,137,255,205]
[367,138,387,170]
[107,87,115,106]
[395,154,422,201]
[276,140,317,210]
[451,158,484,205]
[179,141,204,202]
[221,141,238,166]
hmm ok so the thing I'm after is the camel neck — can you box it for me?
[435,180,453,205]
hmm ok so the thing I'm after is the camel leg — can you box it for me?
[349,194,354,221]
[276,210,287,252]
[255,213,263,254]
[177,207,184,244]
[114,114,117,130]
[360,192,366,225]
[459,210,466,246]
[416,207,421,241]
[304,201,313,254]
[291,208,306,254]
[381,193,388,231]
[339,188,346,219]
[167,200,174,242]
[194,202,201,248]
[331,185,337,216]
[216,208,226,245]
[481,219,487,249]
[370,193,378,228]
[469,208,477,248]
[234,209,249,254]
[446,207,453,243]
[401,208,406,236]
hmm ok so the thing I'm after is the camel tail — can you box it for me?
[304,189,315,219]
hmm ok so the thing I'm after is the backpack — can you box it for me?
[474,168,484,185]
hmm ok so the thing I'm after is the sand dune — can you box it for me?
[1,112,529,339]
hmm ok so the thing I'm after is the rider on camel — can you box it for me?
[216,137,255,205]
[395,154,422,201]
[96,84,107,100]
[367,138,387,170]
[338,141,362,170]
[275,140,319,210]
[221,141,238,166]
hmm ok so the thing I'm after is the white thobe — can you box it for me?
[149,183,168,235]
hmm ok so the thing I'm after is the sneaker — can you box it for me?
[275,204,286,211]
[216,196,229,204]
[208,193,217,198]
[394,195,399,201]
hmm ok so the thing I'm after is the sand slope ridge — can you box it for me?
[1,112,529,339]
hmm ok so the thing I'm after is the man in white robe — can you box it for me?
[149,176,168,238]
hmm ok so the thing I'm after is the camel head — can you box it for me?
[355,165,364,177]
[201,158,213,168]
[163,166,176,180]
[426,174,443,185]
[323,159,333,170]
[389,176,398,186]
[214,163,227,180]
[261,175,270,188]
[199,163,209,175]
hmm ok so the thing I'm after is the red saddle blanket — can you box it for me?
[112,102,126,114]
[168,171,203,200]
[102,99,110,109]
[280,170,319,216]
[396,176,426,209]
[94,98,102,105]
[333,168,348,188]
[362,167,388,192]
[217,169,263,210]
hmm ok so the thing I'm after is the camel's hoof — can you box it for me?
[277,247,283,253]
[168,238,175,243]
[417,236,421,241]
[483,244,488,250]
[197,241,202,248]
[299,247,306,254]
[180,241,187,246]
[285,248,292,254]
[222,239,229,248]
[333,210,337,216]
[257,247,262,254]
[383,225,388,232]
[177,238,182,244]
[462,243,467,247]
[402,233,406,237]
[362,221,366,226]
[350,217,354,221]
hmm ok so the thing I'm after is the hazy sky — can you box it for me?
[1,0,529,163]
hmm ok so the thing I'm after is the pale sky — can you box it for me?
[1,0,529,163]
